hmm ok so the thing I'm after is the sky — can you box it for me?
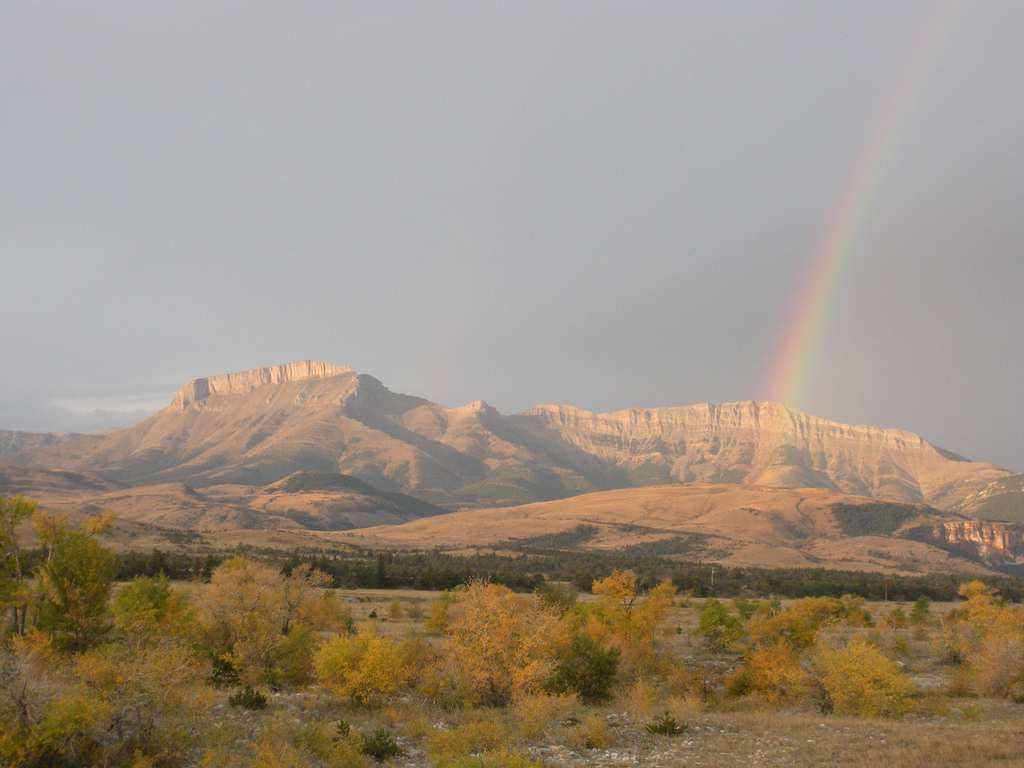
[1,1,1021,470]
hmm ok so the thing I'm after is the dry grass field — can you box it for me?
[4,504,1022,768]
[178,588,1024,768]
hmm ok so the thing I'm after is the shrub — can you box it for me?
[572,713,614,749]
[724,665,752,697]
[426,591,456,634]
[545,634,620,703]
[586,572,677,677]
[910,596,931,625]
[210,655,241,688]
[645,712,687,735]
[361,728,403,762]
[112,574,194,642]
[696,599,744,652]
[747,596,853,651]
[733,598,757,620]
[271,622,319,687]
[511,692,577,740]
[818,637,914,717]
[967,629,1024,698]
[731,640,809,705]
[314,631,409,706]
[229,686,268,710]
[446,581,560,706]
[417,656,476,710]
[620,677,659,720]
[885,607,908,629]
[535,582,578,614]
[425,718,510,765]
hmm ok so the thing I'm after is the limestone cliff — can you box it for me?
[0,362,1016,513]
[171,361,353,409]
[907,519,1024,569]
[519,400,1006,505]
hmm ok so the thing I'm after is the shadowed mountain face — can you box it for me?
[0,361,1018,517]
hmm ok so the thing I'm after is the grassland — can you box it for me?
[186,588,1024,767]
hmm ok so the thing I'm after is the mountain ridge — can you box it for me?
[0,360,1018,519]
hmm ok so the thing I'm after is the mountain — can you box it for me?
[1,465,444,533]
[0,360,1018,518]
[954,474,1024,523]
[329,484,1024,577]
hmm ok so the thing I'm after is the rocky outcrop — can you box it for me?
[519,401,1006,504]
[905,519,1024,570]
[0,361,1017,513]
[171,360,353,409]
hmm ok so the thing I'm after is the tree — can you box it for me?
[747,596,855,651]
[112,574,195,646]
[0,496,35,636]
[34,512,118,650]
[583,571,677,677]
[818,637,914,717]
[545,633,620,703]
[728,640,810,705]
[910,596,931,626]
[280,563,332,635]
[314,631,409,706]
[202,556,336,686]
[447,581,560,706]
[696,599,744,652]
[425,590,456,634]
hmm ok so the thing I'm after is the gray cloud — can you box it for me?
[1,1,1021,470]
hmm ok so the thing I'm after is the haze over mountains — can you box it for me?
[1,361,1022,575]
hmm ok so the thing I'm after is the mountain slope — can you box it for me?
[4,468,445,532]
[329,484,1024,576]
[0,360,1017,516]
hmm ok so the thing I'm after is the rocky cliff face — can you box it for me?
[519,401,1006,505]
[0,361,1016,513]
[171,361,353,409]
[908,519,1024,569]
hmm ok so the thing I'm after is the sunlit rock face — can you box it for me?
[171,361,354,409]
[0,361,1016,512]
[927,519,1024,563]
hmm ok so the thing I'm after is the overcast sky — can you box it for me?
[1,1,1021,470]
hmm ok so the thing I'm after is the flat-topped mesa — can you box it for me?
[523,400,932,447]
[171,360,353,409]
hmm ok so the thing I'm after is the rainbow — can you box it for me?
[761,1,962,406]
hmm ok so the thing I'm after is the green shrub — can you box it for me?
[645,712,687,735]
[535,582,578,614]
[911,596,931,625]
[361,728,402,762]
[210,655,240,687]
[545,634,620,703]
[228,686,268,710]
[696,599,744,652]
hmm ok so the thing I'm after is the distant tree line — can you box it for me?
[102,544,1024,602]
